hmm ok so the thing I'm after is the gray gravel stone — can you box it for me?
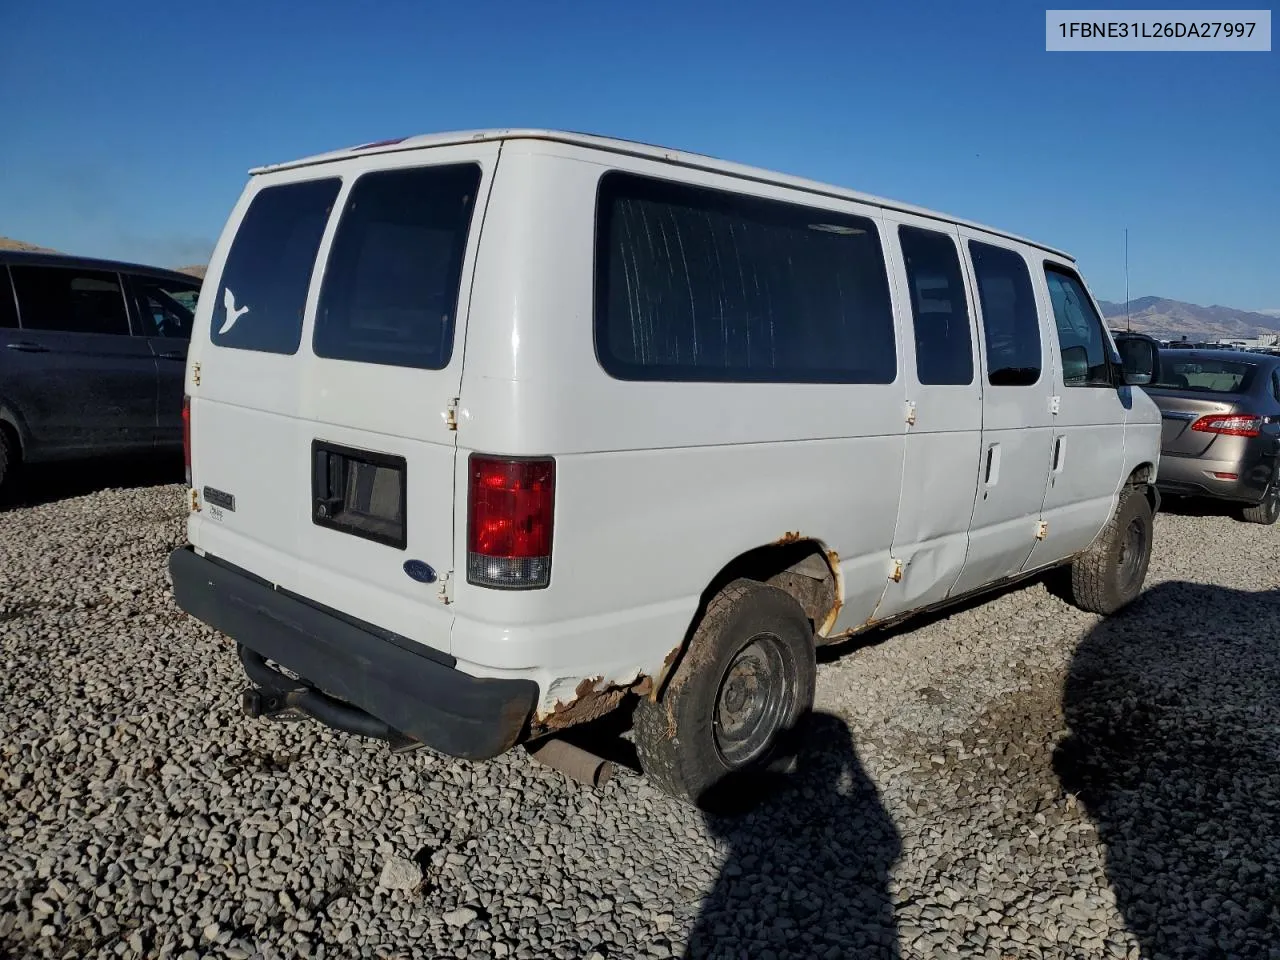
[378,856,421,892]
[1,482,1277,960]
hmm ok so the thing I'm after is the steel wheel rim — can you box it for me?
[713,633,795,768]
[1116,516,1147,591]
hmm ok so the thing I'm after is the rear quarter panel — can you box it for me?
[453,142,909,704]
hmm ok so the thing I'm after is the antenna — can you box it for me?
[1125,228,1130,333]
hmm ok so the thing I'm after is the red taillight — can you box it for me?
[467,455,555,589]
[1190,413,1262,438]
[182,396,192,485]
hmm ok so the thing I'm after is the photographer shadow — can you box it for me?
[686,712,902,959]
[1054,581,1280,959]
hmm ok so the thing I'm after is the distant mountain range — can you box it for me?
[2,236,205,278]
[0,236,56,253]
[1098,297,1280,340]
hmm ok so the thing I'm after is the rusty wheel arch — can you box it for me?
[648,536,842,703]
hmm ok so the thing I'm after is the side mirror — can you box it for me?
[1061,344,1089,384]
[1116,339,1156,386]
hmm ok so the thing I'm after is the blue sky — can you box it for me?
[1,0,1276,309]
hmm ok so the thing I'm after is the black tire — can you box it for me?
[0,428,13,502]
[1241,472,1280,525]
[1066,487,1154,615]
[633,579,816,810]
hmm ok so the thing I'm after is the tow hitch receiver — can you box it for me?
[236,645,423,752]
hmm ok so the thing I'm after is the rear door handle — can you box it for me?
[157,350,186,360]
[6,341,49,353]
[984,443,1001,486]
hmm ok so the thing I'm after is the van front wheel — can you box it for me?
[1065,487,1154,615]
[633,579,816,810]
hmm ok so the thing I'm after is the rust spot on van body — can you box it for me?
[537,675,650,732]
[818,545,843,637]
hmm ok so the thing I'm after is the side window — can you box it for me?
[596,171,897,383]
[0,267,17,329]
[1272,369,1280,403]
[213,178,342,355]
[1044,266,1113,387]
[314,163,481,370]
[10,265,130,336]
[968,241,1041,387]
[134,276,200,339]
[899,226,973,385]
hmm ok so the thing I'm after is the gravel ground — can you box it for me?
[2,478,1278,960]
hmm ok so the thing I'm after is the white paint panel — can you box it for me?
[874,213,983,619]
[950,230,1055,596]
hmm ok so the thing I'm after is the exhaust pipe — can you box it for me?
[524,737,615,787]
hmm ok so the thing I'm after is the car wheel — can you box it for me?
[1241,473,1280,525]
[1066,487,1154,615]
[633,579,816,811]
[0,428,13,501]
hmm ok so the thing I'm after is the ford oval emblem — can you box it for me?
[403,560,437,584]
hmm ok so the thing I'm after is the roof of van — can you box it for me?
[250,129,1074,260]
[0,249,202,284]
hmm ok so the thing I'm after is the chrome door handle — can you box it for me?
[6,341,49,353]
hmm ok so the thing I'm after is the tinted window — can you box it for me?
[1272,369,1280,403]
[1153,358,1255,393]
[1045,267,1112,387]
[134,276,200,339]
[0,268,16,329]
[968,242,1041,386]
[899,226,973,385]
[596,172,896,383]
[314,164,480,370]
[11,265,130,336]
[214,178,341,355]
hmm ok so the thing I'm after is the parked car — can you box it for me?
[1141,348,1280,524]
[167,129,1162,808]
[0,251,201,497]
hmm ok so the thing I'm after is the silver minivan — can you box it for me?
[168,130,1163,808]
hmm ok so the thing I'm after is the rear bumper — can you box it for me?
[167,546,537,760]
[1156,448,1276,504]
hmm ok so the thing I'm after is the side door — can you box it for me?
[5,263,156,454]
[873,215,983,619]
[1023,261,1128,570]
[950,235,1055,597]
[127,272,199,448]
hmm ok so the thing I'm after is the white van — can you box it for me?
[168,129,1162,806]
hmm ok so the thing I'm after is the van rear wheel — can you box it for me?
[1065,487,1153,615]
[633,579,816,811]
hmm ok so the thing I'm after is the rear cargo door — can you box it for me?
[187,143,499,655]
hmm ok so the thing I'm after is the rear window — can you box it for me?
[213,178,341,355]
[314,164,481,370]
[11,265,131,336]
[595,171,897,383]
[1153,357,1256,393]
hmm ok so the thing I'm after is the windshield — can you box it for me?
[1153,357,1255,393]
